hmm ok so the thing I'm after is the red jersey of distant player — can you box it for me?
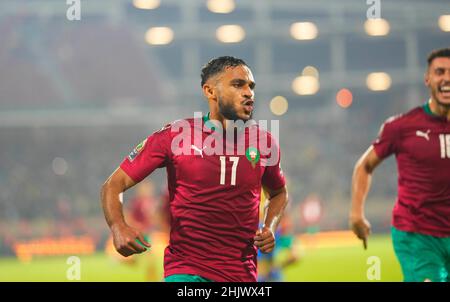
[128,194,155,232]
[120,116,285,282]
[373,104,450,237]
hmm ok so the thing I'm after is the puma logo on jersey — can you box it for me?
[191,145,206,157]
[416,129,430,141]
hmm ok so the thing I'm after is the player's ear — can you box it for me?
[424,70,430,87]
[202,83,217,102]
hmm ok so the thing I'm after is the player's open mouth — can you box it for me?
[439,85,450,97]
[243,100,254,112]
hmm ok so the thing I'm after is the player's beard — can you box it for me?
[218,95,253,122]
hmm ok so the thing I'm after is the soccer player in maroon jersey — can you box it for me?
[350,48,450,282]
[101,56,288,282]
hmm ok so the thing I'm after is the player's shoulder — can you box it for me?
[152,117,196,135]
[250,122,276,138]
[249,124,281,150]
[382,106,424,128]
[402,106,425,120]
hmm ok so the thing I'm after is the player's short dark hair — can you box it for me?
[201,56,248,87]
[427,47,450,66]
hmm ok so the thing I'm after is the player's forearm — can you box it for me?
[350,162,373,219]
[100,181,127,229]
[101,168,137,229]
[263,187,288,234]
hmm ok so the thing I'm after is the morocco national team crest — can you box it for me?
[128,138,147,162]
[246,147,260,168]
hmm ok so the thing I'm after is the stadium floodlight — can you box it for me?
[216,25,245,43]
[207,0,235,14]
[145,27,174,45]
[133,0,160,10]
[270,96,289,116]
[291,65,320,95]
[364,18,390,36]
[438,15,450,32]
[292,76,320,95]
[336,88,353,108]
[366,72,392,91]
[302,66,319,79]
[290,22,318,41]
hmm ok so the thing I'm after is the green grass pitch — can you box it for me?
[0,234,402,282]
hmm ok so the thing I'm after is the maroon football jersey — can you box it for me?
[373,103,450,237]
[120,114,285,281]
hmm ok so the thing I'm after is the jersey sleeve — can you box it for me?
[120,125,171,182]
[372,116,399,159]
[261,136,286,191]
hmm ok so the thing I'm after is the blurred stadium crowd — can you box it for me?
[0,0,449,257]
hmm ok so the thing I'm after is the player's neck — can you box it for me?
[209,111,241,130]
[209,111,227,128]
[428,98,450,121]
